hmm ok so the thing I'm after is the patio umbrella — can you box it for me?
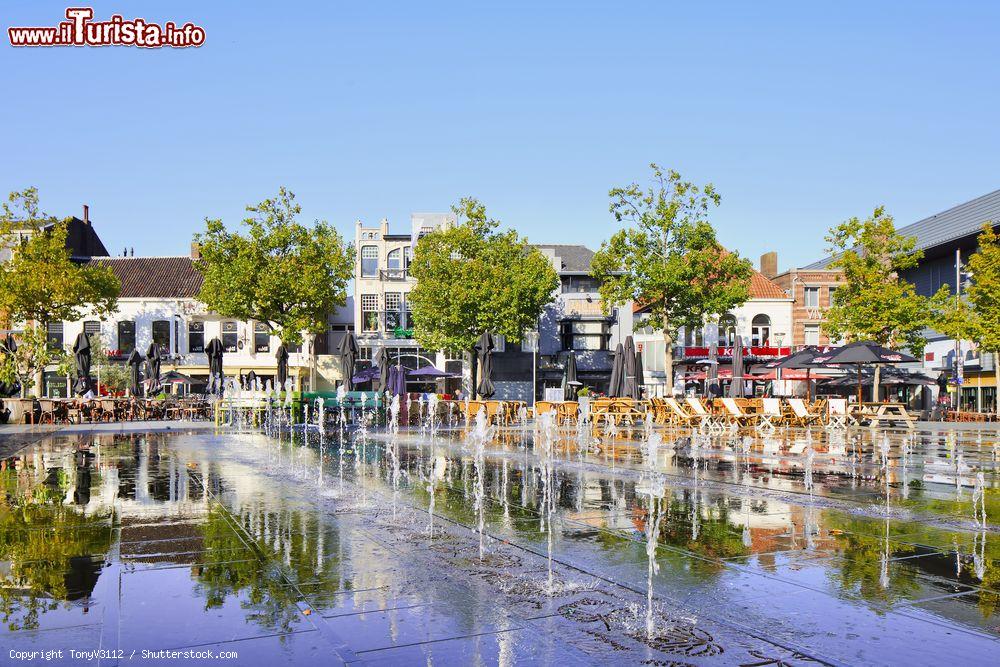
[373,346,390,393]
[608,343,625,398]
[205,337,224,394]
[275,344,289,389]
[351,366,379,385]
[389,364,408,397]
[127,349,144,397]
[706,343,720,396]
[563,351,578,401]
[474,331,495,399]
[728,336,745,398]
[622,336,639,399]
[162,370,195,385]
[145,343,162,394]
[72,332,92,396]
[408,365,456,378]
[337,332,360,392]
[814,341,918,404]
[755,345,828,400]
[634,348,645,394]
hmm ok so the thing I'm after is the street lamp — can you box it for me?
[523,330,539,406]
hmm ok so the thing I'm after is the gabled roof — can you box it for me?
[85,256,203,299]
[632,268,787,312]
[803,189,1000,269]
[532,244,595,273]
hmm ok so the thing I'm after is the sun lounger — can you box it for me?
[758,398,784,432]
[684,397,721,432]
[825,398,848,429]
[720,397,758,429]
[663,397,699,427]
[787,398,821,426]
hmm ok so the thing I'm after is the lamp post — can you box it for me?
[523,330,539,406]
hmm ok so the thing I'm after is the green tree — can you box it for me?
[0,188,119,396]
[194,188,354,346]
[407,197,559,353]
[590,164,753,392]
[823,206,946,398]
[960,223,1000,414]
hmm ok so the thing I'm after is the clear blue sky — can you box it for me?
[3,1,999,271]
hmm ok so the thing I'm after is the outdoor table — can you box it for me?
[857,402,916,429]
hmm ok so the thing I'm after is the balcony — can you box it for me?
[360,310,414,338]
[379,268,409,281]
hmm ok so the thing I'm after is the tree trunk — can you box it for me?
[873,364,881,402]
[32,322,44,399]
[995,355,999,417]
[662,329,674,397]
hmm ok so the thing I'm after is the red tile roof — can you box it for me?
[85,256,203,299]
[750,270,787,299]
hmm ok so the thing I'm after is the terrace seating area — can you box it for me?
[6,397,213,425]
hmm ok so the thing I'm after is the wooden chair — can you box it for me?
[464,400,488,424]
[662,397,700,427]
[787,398,821,426]
[720,397,758,429]
[556,401,579,426]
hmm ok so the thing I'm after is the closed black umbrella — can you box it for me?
[563,351,578,401]
[72,332,92,396]
[337,332,360,392]
[275,344,289,389]
[127,349,144,397]
[608,343,625,398]
[729,335,745,398]
[622,335,639,399]
[634,348,645,394]
[374,346,390,393]
[389,364,408,397]
[474,331,496,399]
[205,337,224,394]
[245,370,257,390]
[145,342,162,394]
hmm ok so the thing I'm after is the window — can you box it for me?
[560,320,609,351]
[152,320,170,354]
[361,245,378,277]
[46,322,64,350]
[254,322,270,353]
[642,339,665,372]
[361,294,379,332]
[188,321,205,353]
[561,275,601,293]
[83,320,101,342]
[804,324,820,346]
[804,286,819,308]
[222,321,238,352]
[683,326,704,347]
[404,246,413,269]
[385,292,402,329]
[751,314,771,346]
[118,321,136,354]
[828,287,838,307]
[718,314,737,346]
[387,248,402,269]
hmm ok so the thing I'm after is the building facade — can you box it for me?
[633,265,794,397]
[768,251,844,347]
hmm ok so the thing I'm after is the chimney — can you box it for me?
[190,242,201,260]
[760,251,778,279]
[82,204,90,225]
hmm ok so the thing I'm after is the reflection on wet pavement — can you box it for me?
[0,422,998,665]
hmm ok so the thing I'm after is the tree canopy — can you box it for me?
[822,206,945,355]
[590,164,753,391]
[0,188,119,325]
[194,188,354,346]
[407,198,559,352]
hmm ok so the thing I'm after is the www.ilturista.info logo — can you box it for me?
[8,8,205,48]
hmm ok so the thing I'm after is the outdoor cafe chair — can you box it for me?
[720,398,758,430]
[758,398,784,433]
[825,399,848,429]
[684,397,722,433]
[534,401,557,421]
[787,398,821,427]
[556,401,579,426]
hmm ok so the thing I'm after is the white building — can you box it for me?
[43,251,347,396]
[633,268,794,397]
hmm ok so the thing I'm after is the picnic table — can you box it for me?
[851,402,916,429]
